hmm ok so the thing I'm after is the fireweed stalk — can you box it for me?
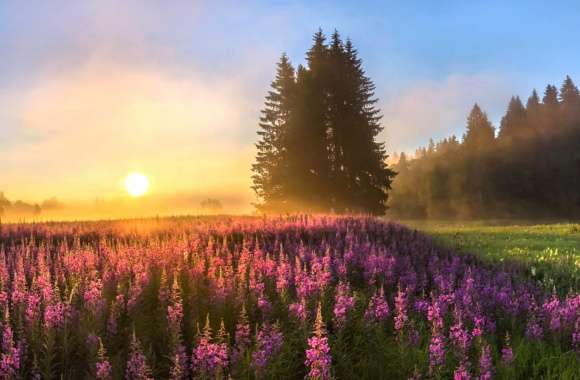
[305,303,331,380]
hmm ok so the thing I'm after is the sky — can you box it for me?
[1,0,580,213]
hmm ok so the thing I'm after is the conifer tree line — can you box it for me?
[252,30,395,215]
[389,76,580,219]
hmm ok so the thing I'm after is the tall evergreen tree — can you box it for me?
[559,75,580,105]
[498,96,526,142]
[526,89,540,110]
[543,84,559,107]
[559,75,580,128]
[252,29,395,214]
[463,104,495,149]
[285,30,332,211]
[252,53,296,212]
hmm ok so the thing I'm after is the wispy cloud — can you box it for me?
[0,57,258,204]
[381,73,515,153]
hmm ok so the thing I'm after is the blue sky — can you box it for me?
[1,0,580,202]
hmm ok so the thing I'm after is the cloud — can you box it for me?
[380,73,514,153]
[0,57,259,205]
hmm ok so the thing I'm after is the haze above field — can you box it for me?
[1,1,580,218]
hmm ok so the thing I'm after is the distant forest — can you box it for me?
[0,192,46,217]
[389,76,580,219]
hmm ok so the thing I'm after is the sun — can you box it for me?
[125,172,149,197]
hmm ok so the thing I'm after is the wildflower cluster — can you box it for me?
[0,216,577,378]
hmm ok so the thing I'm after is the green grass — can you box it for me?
[400,220,580,293]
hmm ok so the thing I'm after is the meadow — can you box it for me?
[404,221,580,294]
[0,216,578,379]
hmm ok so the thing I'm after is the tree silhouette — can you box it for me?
[252,30,395,214]
[389,75,580,219]
[252,53,296,212]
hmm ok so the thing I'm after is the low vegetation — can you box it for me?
[405,221,580,294]
[0,216,578,379]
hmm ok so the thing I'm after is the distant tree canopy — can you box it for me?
[252,30,395,215]
[389,76,580,219]
[0,192,42,217]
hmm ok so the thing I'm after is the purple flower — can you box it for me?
[525,317,544,340]
[233,304,251,363]
[167,277,183,332]
[453,360,471,380]
[333,281,355,329]
[450,310,471,356]
[0,322,20,379]
[125,331,152,380]
[44,302,65,328]
[84,279,104,313]
[427,296,445,331]
[289,298,308,323]
[191,316,229,377]
[394,285,409,333]
[478,344,494,380]
[169,344,188,380]
[252,322,283,372]
[305,304,331,380]
[501,333,513,365]
[428,328,446,373]
[96,338,112,380]
[257,294,272,315]
[365,286,390,323]
[573,317,580,352]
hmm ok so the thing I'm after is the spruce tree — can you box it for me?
[525,89,541,134]
[463,104,495,149]
[498,96,526,142]
[541,84,560,135]
[559,75,580,105]
[462,104,496,216]
[559,75,580,128]
[526,89,540,110]
[284,30,332,212]
[332,37,395,214]
[543,84,559,106]
[252,29,395,215]
[251,53,296,212]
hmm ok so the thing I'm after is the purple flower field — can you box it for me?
[0,215,578,379]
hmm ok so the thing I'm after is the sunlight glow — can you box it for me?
[125,173,149,197]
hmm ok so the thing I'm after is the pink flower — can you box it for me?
[305,304,331,380]
[289,298,308,323]
[450,310,471,356]
[191,316,229,377]
[167,277,183,335]
[501,333,513,365]
[573,318,580,352]
[252,322,283,372]
[233,304,251,363]
[169,344,188,380]
[84,279,104,313]
[0,323,19,379]
[478,344,494,380]
[453,360,471,380]
[125,331,153,380]
[44,302,65,328]
[428,328,446,373]
[96,338,112,380]
[365,286,390,323]
[394,285,409,333]
[333,281,355,329]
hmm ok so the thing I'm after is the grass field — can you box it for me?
[403,220,580,294]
